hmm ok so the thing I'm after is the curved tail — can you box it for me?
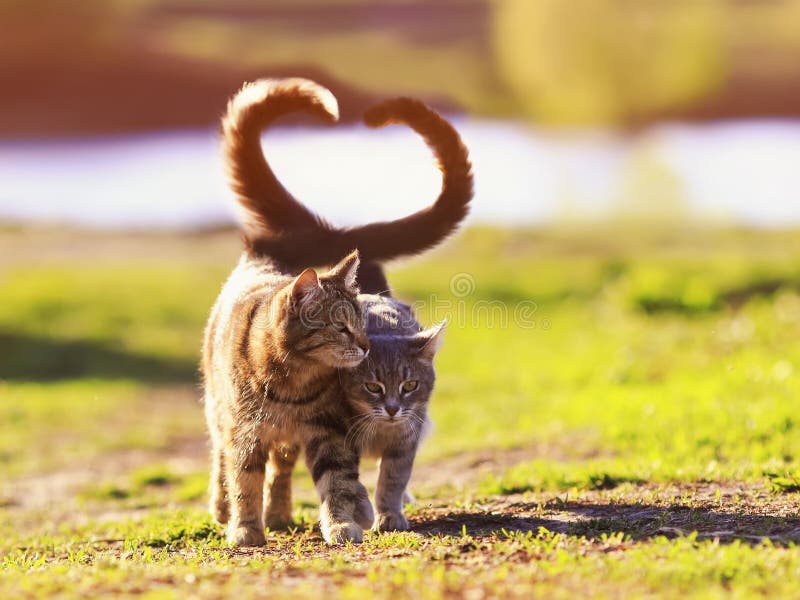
[223,79,473,267]
[222,78,338,238]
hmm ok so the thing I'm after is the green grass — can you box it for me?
[1,226,800,597]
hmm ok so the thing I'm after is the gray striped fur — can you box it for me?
[341,294,445,531]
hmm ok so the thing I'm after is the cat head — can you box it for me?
[341,321,446,433]
[278,250,370,369]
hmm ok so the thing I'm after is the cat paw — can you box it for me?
[321,520,363,545]
[374,511,409,532]
[227,523,266,547]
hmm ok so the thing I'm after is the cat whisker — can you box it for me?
[403,413,425,438]
[345,414,374,449]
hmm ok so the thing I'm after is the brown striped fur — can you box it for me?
[208,78,472,544]
[202,251,375,546]
[223,78,473,289]
[221,78,337,242]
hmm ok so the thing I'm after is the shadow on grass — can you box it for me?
[412,500,800,546]
[412,510,548,537]
[0,331,197,383]
[636,276,800,315]
[558,500,800,544]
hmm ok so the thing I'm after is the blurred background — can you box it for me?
[2,0,800,562]
[2,0,800,228]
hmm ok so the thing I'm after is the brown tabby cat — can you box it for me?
[204,79,378,547]
[203,248,373,546]
[214,77,473,536]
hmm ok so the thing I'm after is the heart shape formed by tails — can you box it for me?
[221,78,474,281]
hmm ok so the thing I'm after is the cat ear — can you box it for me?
[414,320,447,361]
[290,268,320,305]
[325,250,360,290]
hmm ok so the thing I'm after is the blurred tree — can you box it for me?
[493,0,727,126]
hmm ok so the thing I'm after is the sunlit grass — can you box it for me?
[1,226,800,597]
[2,509,800,598]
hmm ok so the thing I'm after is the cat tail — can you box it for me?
[221,78,339,241]
[245,97,474,267]
[347,97,474,262]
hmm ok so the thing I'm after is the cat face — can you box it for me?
[281,251,370,369]
[341,323,445,434]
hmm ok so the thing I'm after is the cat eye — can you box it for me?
[400,380,419,394]
[364,381,384,394]
[331,322,348,332]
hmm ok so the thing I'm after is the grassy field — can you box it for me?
[1,226,799,598]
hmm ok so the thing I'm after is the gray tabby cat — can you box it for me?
[341,295,445,531]
[220,77,472,534]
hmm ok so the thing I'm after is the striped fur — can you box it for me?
[222,78,473,283]
[341,294,445,531]
[211,78,468,541]
[221,78,337,241]
[202,251,375,546]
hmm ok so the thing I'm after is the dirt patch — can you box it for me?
[1,439,576,516]
[408,482,800,544]
[7,436,800,548]
[2,437,207,512]
[361,444,570,499]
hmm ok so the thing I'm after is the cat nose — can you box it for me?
[385,403,399,417]
[358,338,370,354]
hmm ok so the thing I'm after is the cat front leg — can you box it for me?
[305,435,364,544]
[225,437,267,546]
[353,480,375,530]
[374,447,415,532]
